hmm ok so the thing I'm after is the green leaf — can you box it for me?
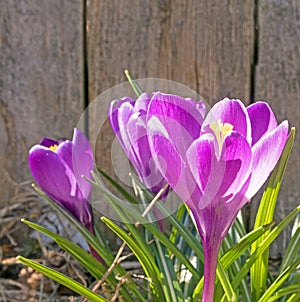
[96,168,138,205]
[107,196,202,280]
[217,261,237,302]
[251,128,295,301]
[101,216,165,302]
[231,205,300,291]
[21,219,107,280]
[267,285,300,302]
[31,186,144,301]
[155,241,184,302]
[286,293,300,302]
[221,222,274,270]
[156,201,204,263]
[17,256,109,302]
[258,258,300,302]
[279,216,300,273]
[33,185,111,263]
[20,220,139,301]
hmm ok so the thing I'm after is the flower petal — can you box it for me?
[218,132,252,198]
[247,102,278,146]
[29,145,78,210]
[203,98,252,143]
[147,117,193,201]
[109,96,135,141]
[134,93,151,113]
[72,129,94,200]
[147,92,205,156]
[246,120,289,199]
[186,134,215,193]
[115,102,137,153]
[39,137,60,148]
[186,132,252,209]
[127,117,151,177]
[56,140,73,171]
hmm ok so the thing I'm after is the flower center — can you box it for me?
[210,119,234,149]
[49,144,58,152]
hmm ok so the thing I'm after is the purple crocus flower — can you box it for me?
[28,129,99,259]
[109,93,200,227]
[109,93,169,197]
[146,94,288,301]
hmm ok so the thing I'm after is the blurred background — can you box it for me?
[1,0,299,299]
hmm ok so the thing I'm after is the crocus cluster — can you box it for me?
[28,90,288,301]
[110,92,288,301]
[28,129,99,258]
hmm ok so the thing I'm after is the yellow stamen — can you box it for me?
[210,119,234,149]
[49,144,58,152]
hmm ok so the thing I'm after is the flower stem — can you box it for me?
[202,240,220,302]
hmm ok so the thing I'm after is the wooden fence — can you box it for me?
[1,0,299,256]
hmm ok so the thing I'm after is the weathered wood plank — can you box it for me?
[88,0,254,103]
[0,1,84,208]
[87,0,254,222]
[254,0,300,255]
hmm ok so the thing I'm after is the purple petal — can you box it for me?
[186,134,215,193]
[115,102,136,152]
[247,102,278,146]
[109,97,135,139]
[39,137,60,148]
[72,129,94,200]
[147,120,193,202]
[29,145,78,209]
[186,132,252,209]
[218,132,252,198]
[134,93,150,113]
[246,121,289,199]
[147,92,205,155]
[203,98,252,143]
[127,119,151,178]
[56,140,73,171]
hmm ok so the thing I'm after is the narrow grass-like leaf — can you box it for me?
[107,196,202,280]
[258,258,300,302]
[217,261,237,302]
[96,168,138,204]
[17,256,109,301]
[155,241,183,302]
[285,292,300,302]
[170,204,186,244]
[101,216,165,302]
[220,236,250,302]
[267,285,300,302]
[32,186,143,300]
[221,222,274,269]
[251,128,295,300]
[231,205,300,291]
[279,221,300,273]
[21,219,107,279]
[156,202,204,262]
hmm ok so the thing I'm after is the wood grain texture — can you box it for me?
[87,0,254,218]
[88,0,254,103]
[0,0,84,206]
[253,0,300,256]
